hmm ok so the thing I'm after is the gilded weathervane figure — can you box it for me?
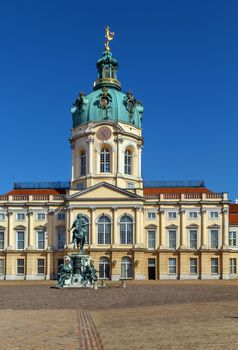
[105,26,115,52]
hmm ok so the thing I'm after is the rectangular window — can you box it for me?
[16,213,25,221]
[188,211,198,219]
[57,228,65,249]
[37,259,45,274]
[210,230,219,249]
[211,258,219,274]
[189,230,198,249]
[0,213,5,220]
[17,231,24,249]
[37,213,46,221]
[57,213,66,221]
[230,259,237,274]
[210,211,219,219]
[0,231,4,249]
[147,212,156,220]
[0,259,4,275]
[127,183,135,189]
[17,259,24,274]
[190,258,198,274]
[168,211,177,219]
[168,230,176,249]
[229,231,237,247]
[148,230,156,250]
[37,231,45,250]
[168,258,176,274]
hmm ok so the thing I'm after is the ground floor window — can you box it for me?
[230,258,237,274]
[211,258,219,274]
[190,258,198,274]
[0,259,4,275]
[168,258,176,274]
[37,259,45,274]
[99,257,110,279]
[121,257,132,279]
[17,259,25,275]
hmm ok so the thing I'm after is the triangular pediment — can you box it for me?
[67,182,143,202]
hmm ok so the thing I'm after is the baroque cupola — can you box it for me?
[70,27,144,193]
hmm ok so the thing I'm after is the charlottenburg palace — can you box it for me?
[0,37,238,281]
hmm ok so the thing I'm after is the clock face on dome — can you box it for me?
[96,127,112,141]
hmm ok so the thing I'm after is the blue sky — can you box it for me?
[0,0,237,200]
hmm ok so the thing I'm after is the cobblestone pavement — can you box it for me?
[1,280,238,349]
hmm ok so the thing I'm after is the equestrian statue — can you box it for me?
[68,214,88,253]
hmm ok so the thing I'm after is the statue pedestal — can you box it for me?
[55,253,98,288]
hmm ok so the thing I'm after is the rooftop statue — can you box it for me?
[105,26,114,52]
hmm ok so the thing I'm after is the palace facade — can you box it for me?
[0,40,238,281]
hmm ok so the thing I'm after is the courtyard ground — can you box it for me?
[1,280,238,349]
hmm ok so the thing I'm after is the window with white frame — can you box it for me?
[190,258,198,274]
[57,213,66,221]
[127,182,135,189]
[17,259,24,274]
[36,213,46,221]
[99,257,110,279]
[100,148,110,173]
[210,211,219,219]
[17,231,24,249]
[0,213,5,221]
[57,227,65,249]
[37,259,45,274]
[211,258,219,274]
[16,213,25,221]
[120,215,133,244]
[168,230,176,249]
[210,229,219,249]
[147,211,156,220]
[0,231,4,249]
[230,258,237,274]
[148,230,156,250]
[98,215,111,244]
[124,149,132,175]
[121,256,132,279]
[37,231,45,249]
[168,258,176,274]
[80,150,86,176]
[229,231,237,247]
[168,211,177,219]
[189,229,198,249]
[188,211,198,219]
[0,259,4,275]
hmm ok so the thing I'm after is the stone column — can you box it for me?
[200,209,207,249]
[179,209,186,249]
[222,207,229,248]
[116,136,123,175]
[159,209,165,249]
[90,207,96,248]
[66,208,71,248]
[137,143,142,179]
[26,211,33,249]
[87,136,94,176]
[6,211,13,249]
[46,252,51,280]
[112,206,118,246]
[47,211,54,250]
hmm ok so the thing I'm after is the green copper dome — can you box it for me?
[71,51,144,129]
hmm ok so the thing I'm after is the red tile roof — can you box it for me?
[5,189,66,195]
[229,204,238,213]
[229,204,238,224]
[143,187,212,195]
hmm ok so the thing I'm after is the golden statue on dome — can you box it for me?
[105,26,115,52]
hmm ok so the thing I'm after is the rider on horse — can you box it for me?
[68,214,88,253]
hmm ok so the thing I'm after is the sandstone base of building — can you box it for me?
[179,274,199,280]
[159,274,178,280]
[134,274,146,280]
[201,274,221,280]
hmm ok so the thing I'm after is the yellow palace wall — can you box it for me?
[0,189,237,281]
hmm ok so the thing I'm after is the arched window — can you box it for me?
[100,148,110,173]
[80,150,86,176]
[121,256,132,279]
[99,257,110,279]
[98,215,111,244]
[120,215,133,244]
[124,149,132,175]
